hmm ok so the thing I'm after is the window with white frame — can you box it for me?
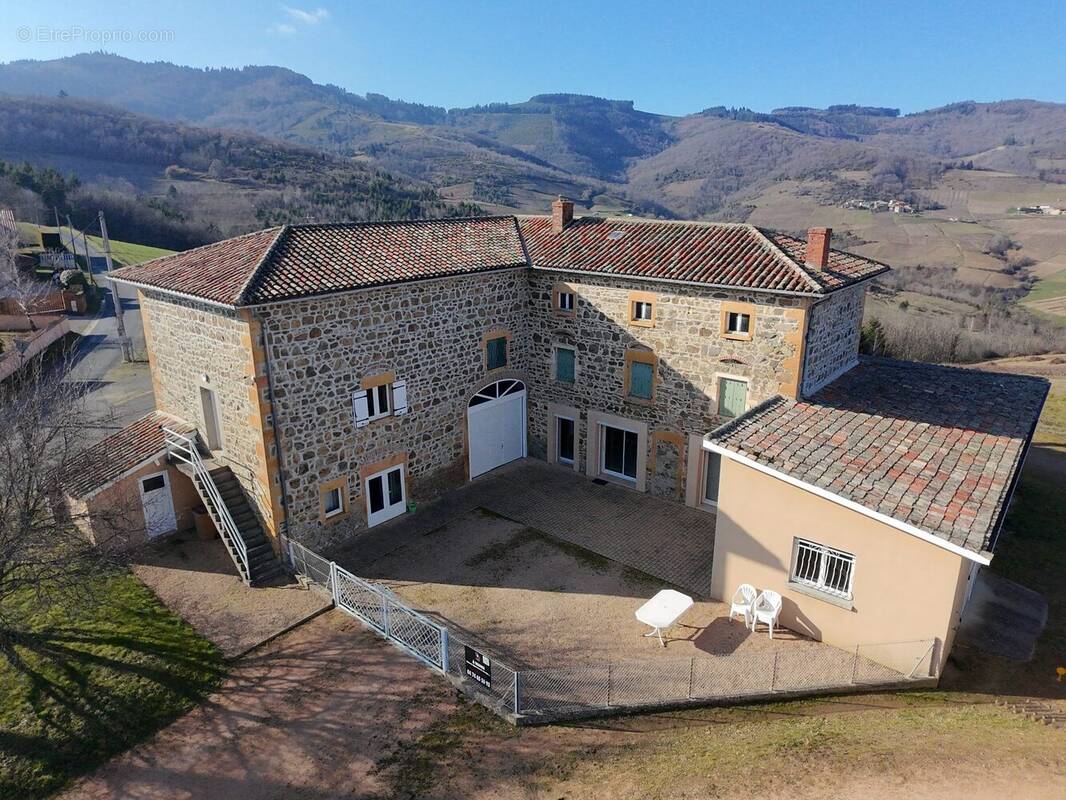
[632,300,653,322]
[791,538,855,599]
[353,379,408,427]
[366,384,390,420]
[726,311,751,336]
[557,290,575,312]
[322,486,343,518]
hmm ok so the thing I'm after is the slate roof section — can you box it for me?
[707,358,1049,556]
[67,412,195,499]
[519,216,888,295]
[110,217,528,307]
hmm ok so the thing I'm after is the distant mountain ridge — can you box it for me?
[3,53,1066,222]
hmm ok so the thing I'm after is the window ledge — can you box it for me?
[628,319,655,328]
[787,581,853,610]
[625,396,656,408]
[722,333,753,342]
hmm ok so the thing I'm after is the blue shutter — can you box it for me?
[630,361,654,399]
[556,348,575,383]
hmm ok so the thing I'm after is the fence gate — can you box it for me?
[330,562,447,672]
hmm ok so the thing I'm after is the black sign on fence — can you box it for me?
[464,645,491,689]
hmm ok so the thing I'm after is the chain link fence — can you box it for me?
[285,539,935,723]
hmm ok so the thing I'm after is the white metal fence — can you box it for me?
[285,539,936,723]
[286,540,520,714]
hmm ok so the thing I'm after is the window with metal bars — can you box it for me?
[790,538,855,599]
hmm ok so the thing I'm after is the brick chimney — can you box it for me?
[551,196,574,233]
[805,227,832,271]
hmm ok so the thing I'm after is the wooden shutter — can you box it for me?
[719,379,748,418]
[392,380,408,416]
[630,361,654,399]
[352,389,370,427]
[556,348,575,382]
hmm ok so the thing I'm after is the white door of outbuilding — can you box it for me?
[467,379,526,478]
[140,471,177,538]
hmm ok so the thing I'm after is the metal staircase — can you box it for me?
[163,426,285,585]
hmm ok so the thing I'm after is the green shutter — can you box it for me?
[556,347,575,383]
[629,361,654,399]
[487,337,507,369]
[718,378,748,418]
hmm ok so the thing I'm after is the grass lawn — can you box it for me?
[0,571,226,800]
[1025,267,1066,303]
[84,235,175,267]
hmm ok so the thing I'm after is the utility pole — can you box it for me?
[99,211,132,362]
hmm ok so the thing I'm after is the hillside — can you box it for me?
[0,95,481,246]
[3,54,1066,330]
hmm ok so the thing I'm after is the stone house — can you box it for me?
[101,200,1047,671]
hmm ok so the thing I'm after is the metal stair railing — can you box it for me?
[162,426,251,584]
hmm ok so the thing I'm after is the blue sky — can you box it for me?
[1,0,1064,115]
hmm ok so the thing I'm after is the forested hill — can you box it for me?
[0,95,481,248]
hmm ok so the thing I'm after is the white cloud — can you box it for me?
[269,6,329,35]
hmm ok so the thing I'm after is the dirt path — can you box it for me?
[60,607,1066,800]
[60,611,459,800]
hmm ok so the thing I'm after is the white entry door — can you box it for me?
[467,379,527,478]
[365,464,407,527]
[140,471,177,538]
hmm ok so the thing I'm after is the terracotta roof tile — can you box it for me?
[519,216,888,294]
[110,217,527,306]
[707,358,1049,555]
[67,412,194,498]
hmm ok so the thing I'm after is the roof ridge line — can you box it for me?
[234,225,290,307]
[109,224,285,279]
[287,215,519,230]
[750,226,825,293]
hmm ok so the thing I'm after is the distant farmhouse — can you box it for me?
[842,198,916,214]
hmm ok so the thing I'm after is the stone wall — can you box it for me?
[801,283,865,397]
[525,271,807,502]
[256,268,530,548]
[141,292,278,541]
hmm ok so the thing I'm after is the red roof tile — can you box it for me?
[110,217,527,306]
[67,412,195,498]
[708,358,1049,556]
[519,216,888,294]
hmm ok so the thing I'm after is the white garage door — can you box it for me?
[467,379,527,478]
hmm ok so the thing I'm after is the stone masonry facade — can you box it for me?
[800,283,866,397]
[141,292,281,543]
[142,263,867,552]
[256,268,531,547]
[526,271,808,503]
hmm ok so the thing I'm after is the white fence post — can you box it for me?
[440,627,449,674]
[512,671,520,715]
[329,561,339,606]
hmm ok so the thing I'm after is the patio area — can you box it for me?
[332,462,909,696]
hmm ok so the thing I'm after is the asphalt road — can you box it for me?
[61,228,154,439]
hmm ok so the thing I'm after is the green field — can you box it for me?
[85,235,174,267]
[0,572,226,799]
[1025,267,1066,303]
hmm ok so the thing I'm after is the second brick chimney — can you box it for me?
[805,227,832,271]
[552,196,574,233]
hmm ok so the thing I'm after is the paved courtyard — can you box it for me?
[332,462,905,690]
[333,458,716,596]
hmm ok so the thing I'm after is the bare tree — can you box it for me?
[0,348,142,648]
[0,219,51,332]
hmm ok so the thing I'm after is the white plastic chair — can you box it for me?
[751,590,783,639]
[729,583,757,627]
